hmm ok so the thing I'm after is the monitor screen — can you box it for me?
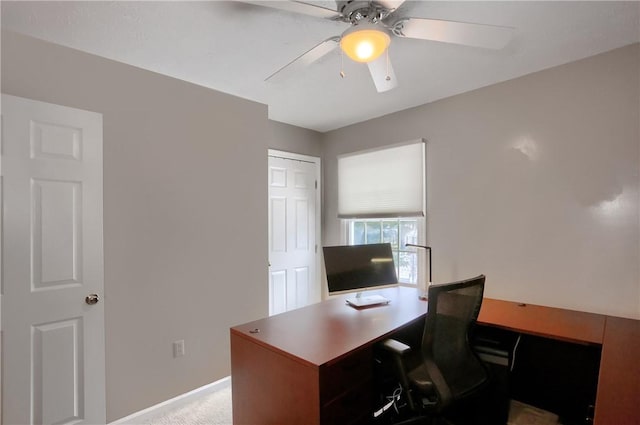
[323,243,398,295]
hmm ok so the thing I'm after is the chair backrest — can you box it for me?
[421,275,488,409]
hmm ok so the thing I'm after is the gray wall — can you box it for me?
[322,43,640,319]
[269,120,323,157]
[0,31,321,421]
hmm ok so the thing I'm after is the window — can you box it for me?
[338,140,426,285]
[347,218,424,284]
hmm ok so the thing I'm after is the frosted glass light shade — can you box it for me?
[338,140,425,218]
[340,25,391,63]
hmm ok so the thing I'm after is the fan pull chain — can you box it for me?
[340,48,346,78]
[385,48,391,81]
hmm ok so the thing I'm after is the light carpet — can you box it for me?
[140,385,232,425]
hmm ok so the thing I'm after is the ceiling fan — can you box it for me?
[244,0,514,92]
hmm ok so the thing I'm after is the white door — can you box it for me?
[1,94,105,425]
[268,151,320,315]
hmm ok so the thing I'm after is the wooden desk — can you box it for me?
[230,288,640,425]
[477,299,640,425]
[231,287,426,425]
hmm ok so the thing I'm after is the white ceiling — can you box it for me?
[2,1,639,132]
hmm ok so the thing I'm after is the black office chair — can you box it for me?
[380,275,488,425]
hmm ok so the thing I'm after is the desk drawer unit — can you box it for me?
[320,347,374,425]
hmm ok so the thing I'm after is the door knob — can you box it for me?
[85,294,100,305]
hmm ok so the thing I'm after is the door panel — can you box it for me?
[295,198,309,249]
[32,179,82,288]
[270,197,287,253]
[268,153,319,315]
[31,119,83,161]
[2,94,105,425]
[294,267,309,307]
[270,269,287,314]
[33,318,84,425]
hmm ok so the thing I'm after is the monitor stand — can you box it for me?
[346,292,390,308]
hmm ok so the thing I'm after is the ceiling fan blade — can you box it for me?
[266,36,340,82]
[392,17,513,49]
[241,1,341,20]
[367,54,398,93]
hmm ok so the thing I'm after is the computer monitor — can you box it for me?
[323,243,398,305]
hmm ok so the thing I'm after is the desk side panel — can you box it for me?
[594,317,640,425]
[231,330,320,425]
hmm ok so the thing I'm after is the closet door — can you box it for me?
[268,151,320,315]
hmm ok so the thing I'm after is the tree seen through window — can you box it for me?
[349,219,419,284]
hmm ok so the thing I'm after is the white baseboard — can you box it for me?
[109,376,231,424]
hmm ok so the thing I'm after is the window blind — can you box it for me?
[338,140,425,218]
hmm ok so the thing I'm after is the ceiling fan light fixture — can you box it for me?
[340,24,391,63]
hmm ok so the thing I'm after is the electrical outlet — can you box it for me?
[173,340,185,358]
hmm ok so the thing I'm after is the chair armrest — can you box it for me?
[381,338,412,356]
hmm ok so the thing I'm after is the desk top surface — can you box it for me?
[477,298,606,345]
[231,286,427,367]
[231,287,612,368]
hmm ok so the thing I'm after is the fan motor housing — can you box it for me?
[336,1,391,24]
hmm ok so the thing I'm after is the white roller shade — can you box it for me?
[338,140,425,218]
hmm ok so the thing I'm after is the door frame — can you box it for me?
[267,149,322,305]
